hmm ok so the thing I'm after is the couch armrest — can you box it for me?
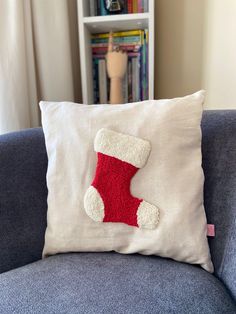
[202,110,236,300]
[0,128,48,274]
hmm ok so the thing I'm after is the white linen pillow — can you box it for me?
[40,91,213,272]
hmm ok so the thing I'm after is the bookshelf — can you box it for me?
[78,0,154,105]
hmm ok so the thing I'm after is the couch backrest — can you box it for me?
[0,128,48,273]
[0,111,235,299]
[202,110,236,298]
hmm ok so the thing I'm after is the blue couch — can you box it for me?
[0,111,235,313]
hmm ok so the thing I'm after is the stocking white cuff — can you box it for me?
[94,128,151,168]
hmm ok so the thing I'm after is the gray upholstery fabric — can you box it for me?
[0,253,235,314]
[202,110,236,299]
[0,110,236,311]
[0,128,48,274]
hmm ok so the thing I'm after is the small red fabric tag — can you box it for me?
[207,224,215,237]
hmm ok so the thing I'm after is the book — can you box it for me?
[89,0,97,16]
[122,70,128,103]
[98,59,107,104]
[127,0,133,13]
[93,58,99,103]
[97,0,101,16]
[92,47,141,56]
[92,43,141,49]
[92,54,106,59]
[133,0,138,13]
[92,46,141,55]
[138,0,143,13]
[144,0,148,12]
[91,28,148,104]
[100,0,107,15]
[132,57,138,102]
[136,54,141,101]
[91,30,143,38]
[90,0,148,16]
[122,1,128,13]
[128,59,132,102]
[145,29,149,99]
[140,30,146,100]
[91,35,142,44]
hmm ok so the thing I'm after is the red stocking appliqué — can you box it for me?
[84,128,160,229]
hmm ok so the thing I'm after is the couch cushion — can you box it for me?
[40,92,213,273]
[0,253,235,314]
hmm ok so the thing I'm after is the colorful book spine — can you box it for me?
[92,54,105,59]
[127,0,133,13]
[100,0,107,15]
[128,59,132,102]
[92,0,148,15]
[144,0,148,12]
[136,54,141,101]
[122,70,128,103]
[97,0,101,16]
[89,0,95,16]
[122,1,128,14]
[145,29,149,99]
[92,45,141,54]
[91,27,148,104]
[92,46,141,55]
[138,0,143,13]
[92,43,141,49]
[132,57,137,102]
[91,30,142,39]
[98,59,107,104]
[141,30,146,100]
[91,36,142,44]
[93,58,99,103]
[133,0,138,13]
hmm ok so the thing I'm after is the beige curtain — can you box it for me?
[0,0,81,134]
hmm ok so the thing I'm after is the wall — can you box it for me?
[202,0,236,109]
[154,0,236,109]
